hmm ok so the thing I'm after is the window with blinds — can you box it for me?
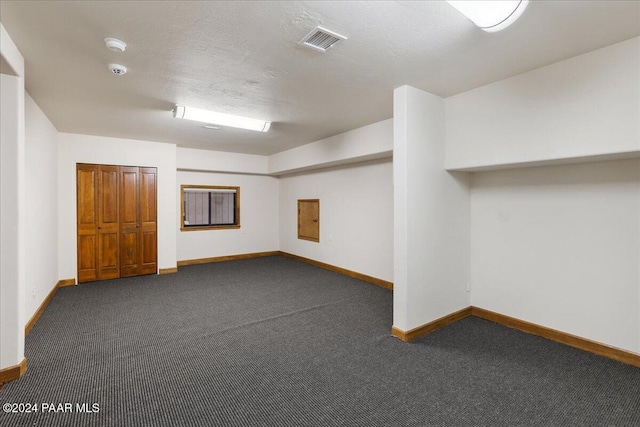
[180,185,240,230]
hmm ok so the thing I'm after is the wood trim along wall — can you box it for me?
[57,278,76,288]
[0,358,27,388]
[471,306,640,368]
[177,251,281,267]
[279,252,393,290]
[391,305,640,368]
[159,267,178,275]
[24,279,75,336]
[391,307,472,342]
[180,251,393,290]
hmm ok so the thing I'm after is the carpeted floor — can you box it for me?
[1,255,638,426]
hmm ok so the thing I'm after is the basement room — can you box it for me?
[1,1,639,426]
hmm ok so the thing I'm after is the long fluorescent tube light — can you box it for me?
[173,105,271,132]
[446,0,529,32]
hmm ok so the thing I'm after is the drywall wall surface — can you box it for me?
[0,23,24,77]
[1,72,26,370]
[177,147,268,175]
[269,119,393,175]
[470,159,640,353]
[58,133,177,279]
[24,92,58,325]
[394,85,471,331]
[279,159,393,282]
[446,37,640,170]
[177,171,279,261]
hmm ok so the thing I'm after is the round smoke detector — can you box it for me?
[108,63,127,76]
[104,38,126,52]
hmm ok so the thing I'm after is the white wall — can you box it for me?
[0,22,26,371]
[279,159,393,282]
[269,119,393,175]
[24,92,58,325]
[177,147,268,175]
[177,171,279,261]
[471,159,640,353]
[446,37,640,171]
[394,85,471,331]
[444,35,640,353]
[0,23,24,77]
[58,133,177,280]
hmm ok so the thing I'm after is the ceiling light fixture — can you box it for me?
[446,0,529,32]
[173,105,271,132]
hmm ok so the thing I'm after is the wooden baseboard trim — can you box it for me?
[391,306,472,342]
[24,279,69,336]
[471,306,640,368]
[176,251,393,290]
[394,305,640,368]
[279,252,393,290]
[177,251,280,267]
[25,278,75,336]
[159,267,178,275]
[57,278,76,288]
[0,358,27,386]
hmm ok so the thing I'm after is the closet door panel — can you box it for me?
[77,235,97,281]
[77,164,99,283]
[121,232,138,267]
[139,167,157,275]
[120,166,140,277]
[98,165,120,280]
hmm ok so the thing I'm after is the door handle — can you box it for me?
[97,226,102,229]
[313,219,318,223]
[136,224,139,228]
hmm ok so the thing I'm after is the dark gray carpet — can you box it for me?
[1,255,638,426]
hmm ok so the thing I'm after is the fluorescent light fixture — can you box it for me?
[446,0,529,32]
[173,105,271,132]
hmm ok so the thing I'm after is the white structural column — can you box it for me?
[1,23,27,373]
[393,85,471,332]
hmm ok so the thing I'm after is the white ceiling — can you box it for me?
[1,1,638,155]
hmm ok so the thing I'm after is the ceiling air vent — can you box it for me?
[299,26,347,53]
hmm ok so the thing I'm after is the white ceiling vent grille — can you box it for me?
[299,26,347,52]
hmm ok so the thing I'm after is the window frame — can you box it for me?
[180,185,240,231]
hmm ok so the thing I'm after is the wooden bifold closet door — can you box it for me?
[77,163,157,283]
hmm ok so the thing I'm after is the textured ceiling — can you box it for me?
[1,1,639,155]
